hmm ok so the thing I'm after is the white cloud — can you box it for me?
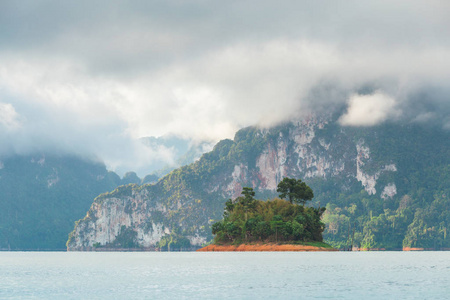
[0,0,449,174]
[0,102,21,130]
[338,92,400,126]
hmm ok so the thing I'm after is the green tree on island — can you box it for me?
[277,177,314,206]
[240,187,257,221]
[211,178,326,245]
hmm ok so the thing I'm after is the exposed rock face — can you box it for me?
[355,141,397,195]
[69,190,168,249]
[256,143,287,192]
[68,114,405,251]
[381,183,397,199]
[225,164,249,199]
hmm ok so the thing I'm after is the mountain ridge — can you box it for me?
[67,115,450,250]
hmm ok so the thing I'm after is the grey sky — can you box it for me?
[1,0,449,175]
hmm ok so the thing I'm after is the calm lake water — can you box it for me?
[0,252,449,299]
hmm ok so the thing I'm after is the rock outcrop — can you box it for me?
[67,115,450,250]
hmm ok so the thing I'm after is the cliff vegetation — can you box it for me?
[68,116,450,251]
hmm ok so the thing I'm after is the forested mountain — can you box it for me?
[0,136,209,251]
[0,155,123,250]
[68,114,450,250]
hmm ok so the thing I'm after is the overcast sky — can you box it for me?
[1,0,449,175]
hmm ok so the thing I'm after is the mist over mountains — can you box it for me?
[1,1,449,177]
[0,109,449,250]
[139,135,214,177]
[0,1,449,250]
[67,114,450,251]
[0,155,119,249]
[0,132,217,249]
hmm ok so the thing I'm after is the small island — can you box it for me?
[198,178,336,252]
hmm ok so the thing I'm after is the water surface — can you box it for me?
[0,252,448,299]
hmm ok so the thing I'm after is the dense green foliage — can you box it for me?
[156,233,192,251]
[319,172,450,250]
[193,122,450,249]
[212,187,325,244]
[311,123,450,250]
[277,177,314,205]
[69,118,450,251]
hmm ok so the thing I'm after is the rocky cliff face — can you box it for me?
[221,115,397,199]
[67,113,442,251]
[69,187,168,249]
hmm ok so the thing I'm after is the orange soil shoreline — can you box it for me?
[197,243,338,252]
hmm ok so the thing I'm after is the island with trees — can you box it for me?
[198,177,336,251]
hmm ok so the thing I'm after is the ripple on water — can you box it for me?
[0,252,449,299]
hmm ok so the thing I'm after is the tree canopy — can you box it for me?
[277,177,314,205]
[211,186,325,244]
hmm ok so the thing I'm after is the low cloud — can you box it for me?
[0,0,449,174]
[0,102,21,130]
[338,92,400,126]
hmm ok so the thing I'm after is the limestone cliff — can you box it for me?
[67,115,450,250]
